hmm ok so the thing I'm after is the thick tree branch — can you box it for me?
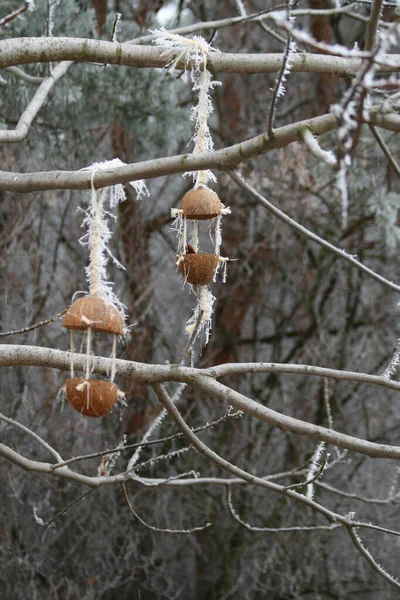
[1,37,400,74]
[0,108,399,193]
[1,345,400,458]
[2,344,400,394]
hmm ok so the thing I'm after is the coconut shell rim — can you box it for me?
[62,295,124,335]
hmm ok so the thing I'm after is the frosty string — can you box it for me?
[267,0,297,136]
[154,31,231,347]
[62,159,149,416]
[153,29,220,189]
[271,11,400,228]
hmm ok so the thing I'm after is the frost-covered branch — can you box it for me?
[301,128,338,170]
[346,526,400,588]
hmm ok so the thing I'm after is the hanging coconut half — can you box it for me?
[62,295,124,335]
[178,252,220,286]
[65,378,119,417]
[180,188,222,220]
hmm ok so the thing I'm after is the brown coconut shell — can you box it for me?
[62,296,123,335]
[180,188,222,220]
[65,378,118,417]
[178,253,219,286]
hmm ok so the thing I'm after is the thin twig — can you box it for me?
[317,481,400,505]
[267,0,293,137]
[0,412,63,462]
[0,61,72,143]
[369,124,400,178]
[122,483,211,534]
[226,487,339,533]
[5,66,45,84]
[34,488,96,527]
[0,306,69,337]
[51,408,242,471]
[283,454,329,491]
[0,1,29,27]
[228,171,400,294]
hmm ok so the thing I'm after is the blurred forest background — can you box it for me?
[1,0,400,598]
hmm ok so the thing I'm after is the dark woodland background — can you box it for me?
[1,1,400,598]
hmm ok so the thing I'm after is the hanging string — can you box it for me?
[215,214,222,255]
[183,216,187,254]
[196,55,208,189]
[110,334,117,383]
[192,220,199,252]
[85,327,92,380]
[89,169,106,297]
[69,330,75,378]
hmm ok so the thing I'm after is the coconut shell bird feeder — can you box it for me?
[173,185,231,345]
[175,186,230,284]
[62,176,126,417]
[63,295,124,417]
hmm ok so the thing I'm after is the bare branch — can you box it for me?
[228,171,400,293]
[0,1,30,27]
[364,0,384,52]
[4,343,400,398]
[369,125,400,179]
[0,306,68,337]
[2,37,400,74]
[194,376,400,460]
[134,6,371,45]
[34,488,96,527]
[5,66,45,84]
[317,481,400,505]
[0,61,72,143]
[0,412,63,462]
[122,483,211,534]
[51,408,242,471]
[151,382,341,521]
[0,101,399,193]
[227,487,339,533]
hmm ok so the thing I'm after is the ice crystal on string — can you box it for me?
[276,40,297,99]
[79,159,149,321]
[170,209,185,256]
[153,29,221,187]
[186,285,215,345]
[382,340,400,379]
[97,435,127,477]
[306,442,326,501]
